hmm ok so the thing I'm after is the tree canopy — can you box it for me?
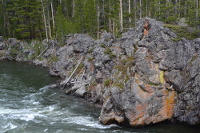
[0,0,199,40]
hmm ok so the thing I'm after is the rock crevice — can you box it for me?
[0,18,200,126]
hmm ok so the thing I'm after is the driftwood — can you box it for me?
[60,56,83,88]
[37,46,48,59]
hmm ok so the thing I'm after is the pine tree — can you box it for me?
[83,0,97,36]
[55,5,67,42]
[5,0,43,39]
[73,0,84,33]
[0,1,3,36]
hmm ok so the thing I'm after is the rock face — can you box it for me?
[98,18,177,126]
[0,18,200,126]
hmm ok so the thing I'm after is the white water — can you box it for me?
[0,61,199,133]
[0,61,119,133]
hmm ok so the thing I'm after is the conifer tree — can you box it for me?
[83,0,97,36]
[0,1,3,36]
[8,0,43,39]
[1,0,200,39]
[55,5,67,42]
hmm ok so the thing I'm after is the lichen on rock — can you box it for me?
[0,18,200,127]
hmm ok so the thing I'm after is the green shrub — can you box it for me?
[88,48,94,53]
[88,57,94,62]
[49,56,58,63]
[104,79,111,86]
[113,83,124,89]
[104,48,116,58]
[101,44,106,48]
[164,24,198,40]
[10,48,18,55]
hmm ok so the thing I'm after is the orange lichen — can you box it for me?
[144,29,149,37]
[144,19,150,30]
[129,104,147,126]
[143,19,150,38]
[90,65,94,71]
[160,90,176,118]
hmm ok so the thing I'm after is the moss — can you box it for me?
[112,56,135,88]
[160,71,165,84]
[10,48,18,55]
[88,48,94,53]
[171,37,182,42]
[115,56,135,74]
[104,47,112,54]
[88,57,94,62]
[148,82,158,86]
[78,63,84,70]
[49,56,58,64]
[164,24,198,40]
[104,79,111,86]
[104,47,116,58]
[113,83,124,89]
[38,57,43,61]
[101,44,106,48]
[109,53,116,58]
[87,80,98,91]
[91,81,97,86]
[59,42,66,46]
[190,54,198,64]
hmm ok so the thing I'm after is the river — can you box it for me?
[0,60,199,133]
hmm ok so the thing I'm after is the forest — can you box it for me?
[0,0,199,41]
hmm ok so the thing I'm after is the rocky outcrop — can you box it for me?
[0,18,200,127]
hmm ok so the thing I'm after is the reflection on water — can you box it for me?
[0,60,199,133]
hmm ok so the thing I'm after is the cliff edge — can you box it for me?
[0,18,200,126]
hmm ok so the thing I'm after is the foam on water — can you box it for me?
[66,116,118,129]
[1,122,18,133]
[2,61,199,133]
[0,77,115,133]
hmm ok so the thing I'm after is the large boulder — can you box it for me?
[97,18,200,126]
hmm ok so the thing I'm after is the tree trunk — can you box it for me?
[139,0,142,19]
[179,0,181,17]
[184,2,187,16]
[128,0,131,28]
[47,6,52,39]
[41,0,48,42]
[134,0,137,26]
[60,56,83,87]
[51,2,55,30]
[196,0,198,20]
[158,0,160,19]
[97,5,100,38]
[120,0,123,32]
[109,0,112,32]
[145,0,148,17]
[175,0,178,15]
[102,0,105,28]
[113,21,115,35]
[72,0,75,17]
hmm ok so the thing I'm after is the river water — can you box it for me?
[0,60,199,133]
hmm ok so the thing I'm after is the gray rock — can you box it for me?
[0,43,4,50]
[3,17,200,127]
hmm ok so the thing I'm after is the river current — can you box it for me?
[0,60,199,133]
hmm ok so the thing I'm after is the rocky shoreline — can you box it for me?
[0,18,200,127]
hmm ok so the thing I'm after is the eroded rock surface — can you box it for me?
[0,18,200,126]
